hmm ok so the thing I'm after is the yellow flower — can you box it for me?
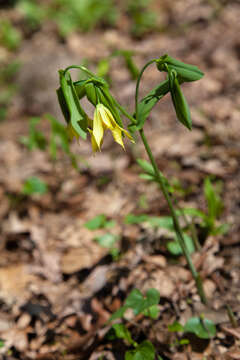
[89,104,134,152]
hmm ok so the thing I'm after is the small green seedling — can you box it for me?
[168,316,216,340]
[110,288,160,320]
[183,177,229,238]
[22,176,48,196]
[108,288,160,360]
[84,214,116,230]
[85,215,118,259]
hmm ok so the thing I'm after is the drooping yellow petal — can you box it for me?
[121,128,135,143]
[93,105,104,149]
[88,128,100,152]
[111,127,125,149]
[97,104,115,129]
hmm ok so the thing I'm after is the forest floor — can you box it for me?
[0,1,240,359]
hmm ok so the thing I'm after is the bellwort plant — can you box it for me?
[57,55,207,304]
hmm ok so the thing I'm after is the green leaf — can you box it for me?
[125,288,160,316]
[74,80,87,99]
[184,317,216,339]
[134,79,170,130]
[84,214,107,230]
[0,339,4,348]
[147,216,174,230]
[110,305,128,321]
[156,54,204,82]
[167,234,195,256]
[137,158,155,175]
[125,340,155,360]
[213,223,229,235]
[58,70,87,139]
[179,338,190,345]
[182,207,206,219]
[139,173,155,181]
[204,177,223,221]
[94,233,118,248]
[143,304,159,319]
[124,214,149,224]
[168,321,184,332]
[112,323,135,345]
[22,177,48,195]
[110,288,160,320]
[169,70,192,130]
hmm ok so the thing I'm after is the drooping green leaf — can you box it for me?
[58,70,87,139]
[133,79,170,130]
[184,317,216,339]
[125,340,155,360]
[169,70,192,130]
[73,79,87,99]
[22,177,48,195]
[156,54,204,82]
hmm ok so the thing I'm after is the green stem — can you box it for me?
[135,59,156,121]
[63,65,95,77]
[139,128,207,304]
[114,101,136,124]
[226,305,238,328]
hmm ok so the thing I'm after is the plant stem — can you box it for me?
[139,128,207,304]
[226,305,238,328]
[63,65,95,77]
[135,59,157,121]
